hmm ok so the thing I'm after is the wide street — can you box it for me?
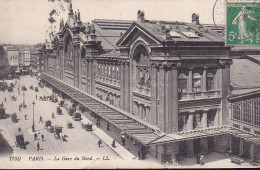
[0,75,122,168]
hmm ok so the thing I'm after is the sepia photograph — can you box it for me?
[0,0,260,168]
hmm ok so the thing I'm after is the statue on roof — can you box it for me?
[77,9,81,21]
[86,22,91,34]
[60,18,64,29]
[74,11,78,21]
[90,24,95,34]
[69,1,73,12]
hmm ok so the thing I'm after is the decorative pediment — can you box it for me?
[117,22,162,47]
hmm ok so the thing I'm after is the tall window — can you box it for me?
[178,73,187,93]
[207,110,216,127]
[232,103,241,120]
[243,101,252,124]
[178,114,188,131]
[193,112,202,129]
[193,73,201,92]
[206,72,215,91]
[255,98,260,126]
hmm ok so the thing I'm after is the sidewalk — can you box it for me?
[80,116,136,161]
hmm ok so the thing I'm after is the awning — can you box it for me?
[40,73,161,146]
[227,128,260,145]
[149,127,229,145]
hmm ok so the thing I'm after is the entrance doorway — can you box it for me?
[243,140,250,159]
[179,141,187,157]
[194,138,201,155]
[232,136,240,155]
[207,136,214,153]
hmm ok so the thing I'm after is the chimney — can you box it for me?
[192,13,199,25]
[137,10,145,23]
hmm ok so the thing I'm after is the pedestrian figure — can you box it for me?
[24,114,27,120]
[121,134,126,146]
[122,137,125,146]
[138,151,141,160]
[41,134,44,141]
[34,133,37,141]
[200,154,205,165]
[107,123,110,131]
[52,112,55,118]
[37,141,40,151]
[39,116,43,123]
[98,139,102,147]
[112,140,116,148]
[175,153,180,165]
[196,153,200,164]
[36,94,37,100]
[4,98,6,102]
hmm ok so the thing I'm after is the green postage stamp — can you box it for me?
[226,1,260,45]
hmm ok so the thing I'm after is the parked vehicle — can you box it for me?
[72,112,81,121]
[0,105,5,119]
[57,106,62,115]
[54,125,63,139]
[15,132,25,149]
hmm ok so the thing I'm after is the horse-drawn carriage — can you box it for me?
[38,82,44,88]
[67,121,73,129]
[54,125,63,140]
[10,83,14,88]
[8,86,13,92]
[15,132,25,149]
[81,119,93,131]
[0,82,8,91]
[59,100,64,107]
[68,107,76,116]
[0,105,5,119]
[72,112,81,121]
[11,95,17,101]
[39,96,46,101]
[57,106,62,115]
[45,120,54,132]
[11,112,18,123]
[22,86,27,91]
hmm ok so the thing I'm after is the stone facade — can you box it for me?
[41,3,235,162]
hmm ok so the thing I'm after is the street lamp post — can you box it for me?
[32,100,35,132]
[23,91,25,105]
[18,77,20,95]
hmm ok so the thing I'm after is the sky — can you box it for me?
[0,0,224,45]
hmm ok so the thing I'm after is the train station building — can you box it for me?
[40,2,260,164]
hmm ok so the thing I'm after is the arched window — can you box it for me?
[178,73,187,93]
[133,45,150,89]
[193,73,201,92]
[206,72,214,91]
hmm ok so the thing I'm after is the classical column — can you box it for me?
[214,108,219,127]
[187,140,194,157]
[250,142,255,162]
[150,64,158,126]
[124,61,130,112]
[187,113,194,131]
[188,69,193,92]
[239,138,243,156]
[202,110,208,128]
[120,62,125,110]
[202,68,207,91]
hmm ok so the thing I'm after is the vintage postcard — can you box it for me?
[0,0,260,169]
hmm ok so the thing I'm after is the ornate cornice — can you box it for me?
[150,61,181,69]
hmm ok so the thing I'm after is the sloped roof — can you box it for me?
[230,58,260,95]
[89,19,134,50]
